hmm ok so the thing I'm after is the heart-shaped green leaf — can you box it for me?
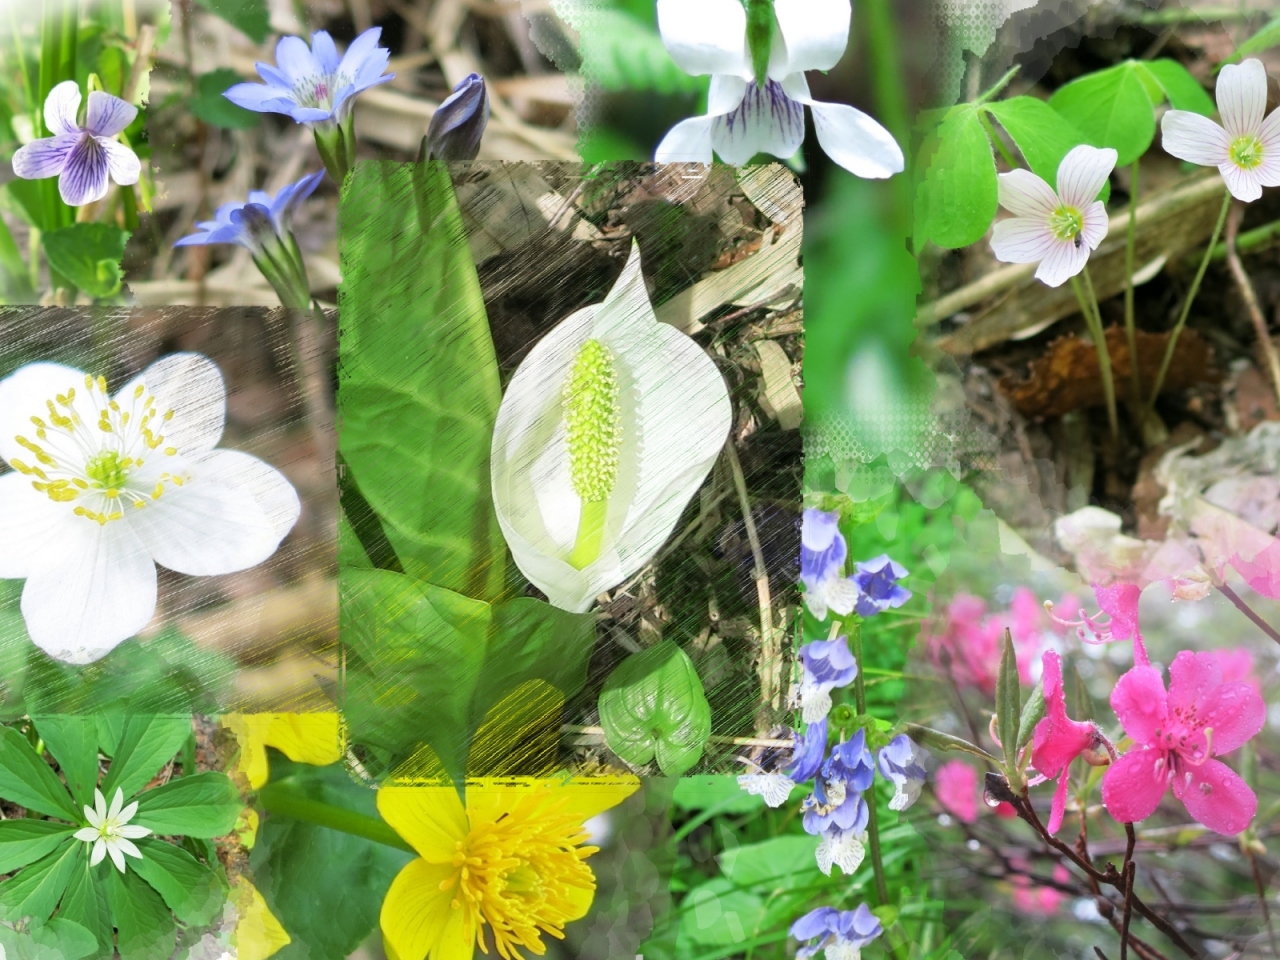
[41,224,129,300]
[983,96,1087,184]
[1049,61,1156,166]
[914,104,998,250]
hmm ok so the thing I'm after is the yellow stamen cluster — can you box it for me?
[1229,134,1265,170]
[10,374,182,525]
[444,792,599,959]
[1048,204,1084,241]
[562,339,622,504]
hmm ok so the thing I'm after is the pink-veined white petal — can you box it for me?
[1034,236,1091,288]
[710,80,806,164]
[1055,144,1117,210]
[1161,110,1231,166]
[1080,200,1109,250]
[1219,161,1265,202]
[990,217,1056,265]
[1216,58,1268,140]
[997,168,1058,218]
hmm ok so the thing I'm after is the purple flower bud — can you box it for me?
[424,73,489,162]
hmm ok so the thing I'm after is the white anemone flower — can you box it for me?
[654,0,904,178]
[73,788,152,873]
[0,353,301,663]
[1162,58,1280,203]
[990,144,1118,288]
[490,241,732,612]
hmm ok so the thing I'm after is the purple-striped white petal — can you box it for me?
[997,168,1058,218]
[771,0,850,76]
[656,0,751,79]
[85,90,138,138]
[1080,200,1109,250]
[44,80,81,136]
[1162,110,1230,166]
[990,217,1056,265]
[1055,144,1116,210]
[1035,237,1090,288]
[274,35,321,87]
[654,114,717,164]
[11,133,79,180]
[57,136,110,206]
[1216,58,1267,140]
[100,138,140,186]
[1219,162,1264,203]
[310,30,341,74]
[710,79,805,165]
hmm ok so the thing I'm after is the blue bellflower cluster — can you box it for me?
[800,508,912,621]
[801,729,874,876]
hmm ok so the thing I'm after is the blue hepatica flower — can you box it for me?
[791,904,884,960]
[224,28,393,126]
[800,508,858,620]
[12,81,140,207]
[175,171,324,255]
[851,554,911,618]
[796,635,857,723]
[877,733,930,812]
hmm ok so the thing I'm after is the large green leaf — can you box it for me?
[1049,61,1156,166]
[338,161,506,599]
[106,866,175,960]
[717,834,820,886]
[0,839,79,923]
[58,854,113,960]
[577,9,705,94]
[342,570,595,782]
[0,917,99,960]
[32,716,99,807]
[598,641,711,776]
[0,820,78,874]
[100,716,193,802]
[913,104,997,250]
[983,96,1086,185]
[252,759,412,960]
[133,772,241,838]
[41,224,130,300]
[0,726,80,820]
[128,839,225,926]
[1140,59,1216,116]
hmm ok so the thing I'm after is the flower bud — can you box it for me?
[423,73,489,162]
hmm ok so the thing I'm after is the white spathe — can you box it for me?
[654,0,903,179]
[491,241,732,612]
[0,353,301,664]
[989,144,1117,288]
[1162,58,1280,203]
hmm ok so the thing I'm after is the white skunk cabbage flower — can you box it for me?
[491,241,732,612]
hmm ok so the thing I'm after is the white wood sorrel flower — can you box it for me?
[990,144,1118,288]
[73,788,151,873]
[491,242,732,612]
[0,353,300,663]
[654,0,903,178]
[1162,58,1280,203]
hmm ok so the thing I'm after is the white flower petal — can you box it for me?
[73,827,99,843]
[94,789,107,818]
[1055,144,1117,210]
[710,80,805,165]
[1034,237,1090,288]
[89,839,106,867]
[20,519,157,664]
[100,138,141,187]
[1258,109,1280,186]
[117,824,151,839]
[117,353,226,456]
[802,95,904,179]
[737,773,795,808]
[0,474,72,579]
[0,361,88,468]
[44,81,82,137]
[771,0,850,75]
[114,836,142,860]
[800,684,833,723]
[655,115,717,165]
[824,575,860,617]
[1219,161,1264,202]
[1080,200,1109,250]
[1216,58,1268,140]
[655,0,751,79]
[1161,110,1230,166]
[106,840,127,873]
[990,217,1056,265]
[997,168,1059,219]
[108,788,124,821]
[190,449,301,543]
[707,74,750,116]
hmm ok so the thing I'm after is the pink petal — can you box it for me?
[1173,757,1256,835]
[1110,665,1167,746]
[1229,537,1280,599]
[10,133,79,180]
[44,80,81,137]
[1031,651,1094,778]
[1046,770,1072,835]
[997,169,1058,218]
[935,761,978,824]
[1216,58,1267,140]
[1167,650,1221,716]
[1102,748,1168,825]
[1195,679,1265,756]
[1055,144,1117,210]
[1161,110,1230,166]
[1093,582,1141,641]
[990,217,1055,265]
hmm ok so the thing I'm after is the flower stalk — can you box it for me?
[1070,267,1119,441]
[849,624,890,906]
[257,780,413,852]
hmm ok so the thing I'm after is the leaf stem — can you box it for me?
[257,780,414,853]
[978,109,1019,169]
[1145,189,1231,417]
[1071,268,1119,441]
[1123,159,1142,407]
[975,64,1021,105]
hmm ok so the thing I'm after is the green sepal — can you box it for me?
[745,0,775,88]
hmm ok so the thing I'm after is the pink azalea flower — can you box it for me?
[1212,648,1260,693]
[1011,862,1071,916]
[1032,650,1102,834]
[1103,651,1265,835]
[935,760,978,823]
[1048,582,1151,667]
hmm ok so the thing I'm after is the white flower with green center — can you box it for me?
[490,241,733,612]
[72,787,152,873]
[1162,58,1280,203]
[0,353,301,663]
[989,144,1117,288]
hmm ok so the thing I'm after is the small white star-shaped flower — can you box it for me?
[73,787,152,873]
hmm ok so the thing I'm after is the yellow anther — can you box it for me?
[96,375,107,393]
[133,501,146,509]
[164,410,174,421]
[73,479,87,489]
[163,447,177,456]
[105,489,119,499]
[134,384,145,399]
[152,483,164,499]
[16,437,55,467]
[109,400,120,413]
[121,412,130,425]
[30,416,47,429]
[10,459,33,475]
[84,375,94,390]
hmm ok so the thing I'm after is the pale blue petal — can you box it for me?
[310,30,341,75]
[85,90,137,138]
[274,35,321,87]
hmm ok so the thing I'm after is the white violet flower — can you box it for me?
[990,144,1118,288]
[1162,57,1280,203]
[654,0,903,178]
[0,353,301,663]
[73,788,152,873]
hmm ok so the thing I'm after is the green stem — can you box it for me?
[860,0,911,225]
[38,0,78,233]
[257,780,415,853]
[978,109,1019,169]
[0,215,34,302]
[1123,159,1142,406]
[1145,189,1231,417]
[1071,268,1119,442]
[974,64,1021,105]
[850,625,890,908]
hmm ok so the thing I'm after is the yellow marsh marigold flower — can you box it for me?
[378,776,640,960]
[231,876,293,960]
[222,712,345,791]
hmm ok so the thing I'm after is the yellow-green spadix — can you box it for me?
[490,241,732,612]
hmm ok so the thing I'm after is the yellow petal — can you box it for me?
[378,786,468,863]
[466,775,640,827]
[264,713,344,766]
[231,877,292,960]
[380,858,472,960]
[235,806,260,850]
[222,715,274,791]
